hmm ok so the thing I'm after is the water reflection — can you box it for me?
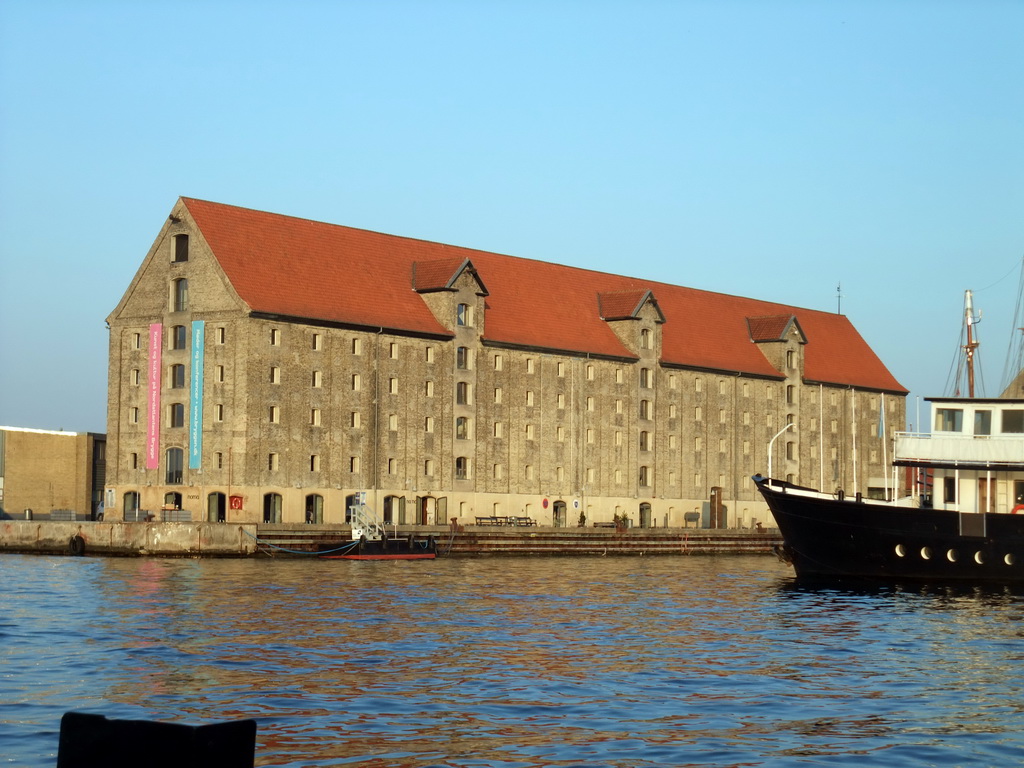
[2,554,1023,766]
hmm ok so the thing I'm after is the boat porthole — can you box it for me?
[946,549,958,563]
[1005,554,1016,566]
[895,544,906,558]
[920,547,932,560]
[974,551,985,565]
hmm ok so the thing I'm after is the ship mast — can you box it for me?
[964,289,980,398]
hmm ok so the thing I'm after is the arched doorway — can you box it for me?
[639,502,652,528]
[552,500,567,528]
[207,492,226,522]
[263,493,282,523]
[305,494,323,524]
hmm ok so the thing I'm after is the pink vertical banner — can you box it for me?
[146,323,163,469]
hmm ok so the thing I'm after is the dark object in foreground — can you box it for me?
[57,712,256,768]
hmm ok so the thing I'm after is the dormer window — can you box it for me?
[457,303,473,327]
[172,234,189,263]
[640,328,652,349]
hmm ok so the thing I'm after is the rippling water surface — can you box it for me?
[2,554,1024,767]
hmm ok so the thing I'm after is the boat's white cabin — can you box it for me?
[896,398,1024,514]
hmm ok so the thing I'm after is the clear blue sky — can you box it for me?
[1,0,1022,434]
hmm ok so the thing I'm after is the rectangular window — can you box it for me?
[350,456,360,473]
[310,454,321,472]
[129,407,139,424]
[456,382,470,405]
[215,365,225,383]
[557,362,565,377]
[312,333,322,350]
[389,414,398,431]
[311,370,322,387]
[494,422,503,438]
[170,364,186,389]
[587,428,594,444]
[974,410,992,436]
[587,396,595,412]
[130,368,140,386]
[424,459,434,477]
[494,354,503,371]
[455,456,469,479]
[270,366,281,384]
[172,233,189,262]
[214,452,223,470]
[944,476,956,503]
[169,402,185,428]
[494,387,502,404]
[526,358,535,374]
[457,303,471,326]
[171,325,187,350]
[389,342,398,359]
[556,426,564,442]
[1002,410,1024,433]
[352,374,361,391]
[132,332,142,349]
[310,408,321,426]
[389,377,398,394]
[352,338,362,355]
[457,346,469,369]
[425,346,435,363]
[525,424,535,440]
[557,393,565,409]
[215,404,224,422]
[268,453,279,471]
[216,327,226,344]
[351,412,361,428]
[172,278,188,312]
[936,408,963,432]
[425,380,434,397]
[425,416,434,432]
[269,406,280,423]
[526,390,534,406]
[270,328,280,346]
[130,452,138,469]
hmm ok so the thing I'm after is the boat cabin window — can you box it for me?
[974,410,992,436]
[1002,410,1024,433]
[935,408,963,432]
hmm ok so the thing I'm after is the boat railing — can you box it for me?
[348,504,397,542]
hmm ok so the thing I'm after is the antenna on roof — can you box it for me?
[836,282,843,315]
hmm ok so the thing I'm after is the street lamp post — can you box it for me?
[767,423,794,481]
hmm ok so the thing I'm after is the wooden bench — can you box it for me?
[513,517,537,526]
[592,521,616,529]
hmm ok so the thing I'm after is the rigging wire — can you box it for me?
[999,256,1024,393]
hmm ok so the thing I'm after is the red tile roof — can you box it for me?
[182,198,906,393]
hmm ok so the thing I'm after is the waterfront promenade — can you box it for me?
[0,520,781,557]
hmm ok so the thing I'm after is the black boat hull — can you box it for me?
[754,477,1024,583]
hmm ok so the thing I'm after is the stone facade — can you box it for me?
[105,200,907,527]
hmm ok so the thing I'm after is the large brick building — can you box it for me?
[104,198,906,527]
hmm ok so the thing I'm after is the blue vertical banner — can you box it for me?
[189,320,205,469]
